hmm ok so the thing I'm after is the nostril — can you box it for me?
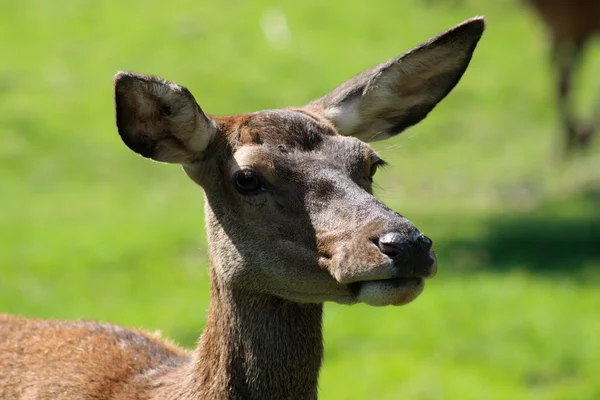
[376,232,406,260]
[416,234,433,252]
[380,245,401,258]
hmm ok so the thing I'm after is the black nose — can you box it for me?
[377,232,432,257]
[375,232,434,276]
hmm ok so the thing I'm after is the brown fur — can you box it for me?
[0,314,190,399]
[525,0,600,149]
[1,18,485,399]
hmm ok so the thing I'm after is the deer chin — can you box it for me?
[350,278,424,306]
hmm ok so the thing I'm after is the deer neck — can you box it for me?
[193,273,324,400]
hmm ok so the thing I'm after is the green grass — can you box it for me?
[2,0,600,399]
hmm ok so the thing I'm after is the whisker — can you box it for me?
[367,129,386,142]
[375,144,403,153]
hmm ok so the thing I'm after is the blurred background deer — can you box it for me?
[524,0,600,150]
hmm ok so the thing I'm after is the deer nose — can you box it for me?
[377,232,432,256]
[377,232,408,258]
[375,232,435,277]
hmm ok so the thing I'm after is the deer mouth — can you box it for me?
[343,250,437,306]
[348,277,425,306]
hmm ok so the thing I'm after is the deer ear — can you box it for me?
[306,17,485,142]
[114,72,217,164]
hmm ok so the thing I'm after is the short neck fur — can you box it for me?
[193,274,324,400]
[153,192,324,399]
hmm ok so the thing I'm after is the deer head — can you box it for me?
[114,18,484,308]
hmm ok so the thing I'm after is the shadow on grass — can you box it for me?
[439,190,600,274]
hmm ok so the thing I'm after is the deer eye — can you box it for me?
[233,170,265,195]
[369,164,379,181]
[369,159,387,183]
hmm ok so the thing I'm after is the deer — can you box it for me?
[524,0,600,150]
[0,17,484,400]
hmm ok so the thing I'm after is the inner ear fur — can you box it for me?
[114,72,217,164]
[306,17,485,142]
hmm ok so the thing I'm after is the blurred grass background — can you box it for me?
[1,0,600,399]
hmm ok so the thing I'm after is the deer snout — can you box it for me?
[373,232,437,278]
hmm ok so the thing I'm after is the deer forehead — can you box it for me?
[228,109,335,149]
[225,109,375,174]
